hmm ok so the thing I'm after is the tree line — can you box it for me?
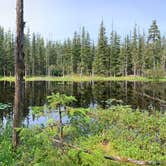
[0,20,165,77]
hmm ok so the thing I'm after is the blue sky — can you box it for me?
[0,0,166,41]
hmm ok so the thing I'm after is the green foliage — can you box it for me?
[0,101,166,165]
[0,123,16,166]
[110,31,122,76]
[31,93,76,117]
[31,106,45,116]
[144,68,166,80]
[147,20,162,70]
[47,92,76,109]
[68,108,91,136]
[0,103,12,110]
[93,21,109,76]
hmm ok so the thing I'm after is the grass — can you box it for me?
[0,75,166,82]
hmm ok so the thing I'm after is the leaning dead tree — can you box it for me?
[104,156,154,165]
[13,0,25,147]
[53,139,157,166]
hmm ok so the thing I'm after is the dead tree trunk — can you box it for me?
[13,0,25,147]
[15,0,24,81]
[58,106,63,143]
[104,156,153,165]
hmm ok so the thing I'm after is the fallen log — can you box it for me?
[53,139,156,165]
[137,92,166,105]
[104,155,154,165]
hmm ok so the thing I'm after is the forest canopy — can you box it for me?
[0,20,165,77]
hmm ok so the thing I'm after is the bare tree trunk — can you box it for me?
[13,0,25,147]
[58,106,63,143]
[13,80,24,147]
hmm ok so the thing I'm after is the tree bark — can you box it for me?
[58,106,63,143]
[13,0,25,147]
[104,156,153,165]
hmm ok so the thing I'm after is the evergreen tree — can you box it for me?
[110,31,121,76]
[62,39,73,75]
[161,37,166,71]
[0,27,5,76]
[80,27,86,75]
[5,31,14,76]
[24,29,31,76]
[80,28,92,75]
[138,31,145,75]
[147,20,161,69]
[86,32,94,75]
[31,33,36,76]
[131,25,138,76]
[72,31,81,74]
[0,19,165,77]
[46,41,58,76]
[93,21,109,76]
[123,35,132,75]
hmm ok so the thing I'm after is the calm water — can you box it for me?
[0,81,166,127]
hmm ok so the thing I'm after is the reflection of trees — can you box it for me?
[143,83,166,100]
[77,82,93,108]
[0,82,15,127]
[92,82,128,108]
[93,82,111,108]
[0,80,166,129]
[45,82,93,108]
[19,81,166,111]
[0,82,15,103]
[144,83,166,110]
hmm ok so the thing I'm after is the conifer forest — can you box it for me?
[0,20,166,77]
[0,0,166,166]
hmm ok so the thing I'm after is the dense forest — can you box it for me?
[0,20,165,77]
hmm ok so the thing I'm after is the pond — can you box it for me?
[0,81,166,127]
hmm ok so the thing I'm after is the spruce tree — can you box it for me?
[72,31,81,74]
[31,33,36,76]
[4,31,14,76]
[147,20,161,69]
[62,38,73,75]
[24,29,31,76]
[131,25,138,76]
[138,32,145,75]
[124,35,132,76]
[85,32,93,75]
[0,27,5,76]
[93,21,109,76]
[110,31,121,76]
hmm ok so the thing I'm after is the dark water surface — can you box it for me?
[0,81,166,127]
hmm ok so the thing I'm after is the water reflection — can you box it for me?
[0,81,166,127]
[13,80,25,146]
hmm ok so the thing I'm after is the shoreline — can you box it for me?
[0,75,166,82]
